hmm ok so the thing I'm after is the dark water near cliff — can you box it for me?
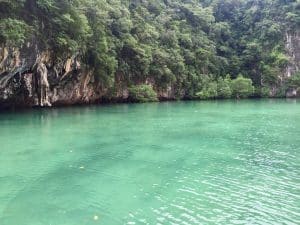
[0,99,299,225]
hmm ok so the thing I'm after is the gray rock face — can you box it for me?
[285,31,300,78]
[36,62,51,107]
[0,44,103,108]
[284,30,300,97]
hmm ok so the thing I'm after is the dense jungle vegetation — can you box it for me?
[0,0,299,100]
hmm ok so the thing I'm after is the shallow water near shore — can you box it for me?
[0,99,299,225]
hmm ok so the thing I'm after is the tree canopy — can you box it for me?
[1,0,299,99]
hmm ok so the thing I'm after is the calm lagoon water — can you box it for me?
[0,99,299,225]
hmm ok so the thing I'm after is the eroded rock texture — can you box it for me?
[0,43,104,108]
[285,31,300,97]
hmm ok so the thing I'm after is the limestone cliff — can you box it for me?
[0,43,105,108]
[285,30,300,97]
[0,42,178,109]
[0,30,299,108]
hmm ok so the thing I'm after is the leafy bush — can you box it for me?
[128,85,158,102]
[274,86,287,98]
[259,87,271,98]
[217,76,232,98]
[286,73,300,89]
[0,18,29,46]
[196,82,218,99]
[230,75,255,98]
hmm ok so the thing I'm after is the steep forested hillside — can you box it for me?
[0,0,299,107]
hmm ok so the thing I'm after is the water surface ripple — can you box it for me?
[0,100,299,225]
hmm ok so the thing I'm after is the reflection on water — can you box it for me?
[0,99,299,225]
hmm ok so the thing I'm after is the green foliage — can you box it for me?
[0,0,25,16]
[36,0,56,11]
[128,85,158,102]
[0,0,297,98]
[196,81,218,100]
[0,18,29,46]
[231,75,255,98]
[260,87,272,98]
[286,73,300,89]
[217,76,232,99]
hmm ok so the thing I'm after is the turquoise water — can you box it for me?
[0,100,299,225]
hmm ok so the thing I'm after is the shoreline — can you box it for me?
[1,96,298,112]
